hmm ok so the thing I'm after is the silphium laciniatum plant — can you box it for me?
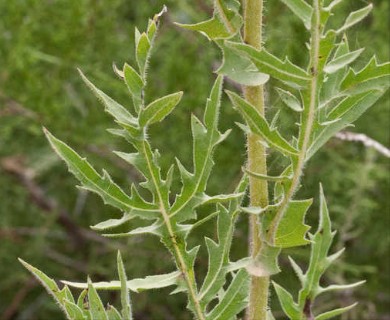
[20,1,389,319]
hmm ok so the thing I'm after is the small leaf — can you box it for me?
[227,91,298,156]
[267,310,276,320]
[337,4,373,34]
[18,259,70,317]
[217,41,269,86]
[280,0,313,30]
[273,282,301,319]
[245,167,291,182]
[117,252,132,320]
[136,32,151,77]
[246,244,281,277]
[288,256,304,284]
[62,271,181,293]
[91,213,134,231]
[324,48,364,74]
[124,63,144,113]
[63,300,86,320]
[315,303,358,320]
[78,69,137,127]
[317,280,365,295]
[77,289,88,310]
[206,269,249,320]
[226,42,310,87]
[139,92,183,127]
[266,199,312,248]
[170,76,225,222]
[308,90,384,159]
[106,305,122,320]
[199,204,235,309]
[176,0,242,40]
[341,57,390,95]
[276,88,303,112]
[88,277,108,320]
[44,129,159,216]
[103,222,163,238]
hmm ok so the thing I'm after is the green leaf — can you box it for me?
[273,282,301,319]
[176,0,242,40]
[206,269,249,320]
[103,221,163,238]
[264,199,312,248]
[62,271,181,293]
[308,90,383,159]
[170,76,227,222]
[123,63,144,113]
[324,48,364,74]
[288,256,305,284]
[88,277,108,320]
[276,88,303,112]
[226,41,310,87]
[44,129,159,217]
[341,57,390,95]
[78,69,137,127]
[77,289,88,310]
[139,92,183,127]
[198,205,234,309]
[337,4,373,34]
[136,32,151,77]
[296,185,363,318]
[216,41,269,86]
[226,91,298,156]
[246,244,281,277]
[267,310,276,320]
[18,259,70,318]
[315,303,358,320]
[317,281,365,295]
[91,213,134,231]
[280,0,313,30]
[63,300,86,320]
[117,252,132,320]
[106,305,122,320]
[245,168,291,182]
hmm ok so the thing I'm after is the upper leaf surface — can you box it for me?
[337,4,373,34]
[79,70,137,127]
[262,199,312,248]
[117,252,132,320]
[280,0,313,30]
[139,92,183,127]
[226,41,310,87]
[341,57,390,95]
[226,91,298,156]
[62,271,181,293]
[88,277,108,320]
[44,129,159,216]
[205,269,249,320]
[170,76,226,222]
[176,0,242,40]
[217,41,269,86]
[324,48,364,74]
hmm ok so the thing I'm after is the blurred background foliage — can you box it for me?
[0,0,388,319]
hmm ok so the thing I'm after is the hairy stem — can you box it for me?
[140,140,205,320]
[268,0,322,244]
[242,0,269,319]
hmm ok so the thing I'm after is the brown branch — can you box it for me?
[1,155,109,249]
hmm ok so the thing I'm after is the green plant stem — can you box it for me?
[242,0,269,319]
[268,0,322,245]
[140,140,205,320]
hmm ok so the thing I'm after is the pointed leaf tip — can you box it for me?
[139,91,183,127]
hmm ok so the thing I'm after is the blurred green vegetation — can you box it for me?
[0,1,388,319]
